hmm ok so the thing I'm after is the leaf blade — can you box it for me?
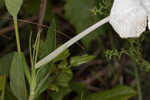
[39,19,56,59]
[10,52,27,100]
[86,85,136,100]
[70,54,95,67]
[65,0,101,48]
[0,52,15,75]
[5,0,23,16]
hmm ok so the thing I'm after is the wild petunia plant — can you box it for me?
[3,0,143,100]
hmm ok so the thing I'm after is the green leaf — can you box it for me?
[71,82,89,95]
[35,65,52,96]
[36,65,51,84]
[71,82,90,100]
[23,0,53,21]
[50,87,71,100]
[10,52,27,100]
[55,69,72,87]
[48,84,59,92]
[36,19,56,96]
[0,52,15,75]
[35,19,57,95]
[35,64,57,97]
[0,0,5,8]
[21,53,31,84]
[5,0,23,16]
[65,0,101,48]
[53,49,70,63]
[70,54,95,66]
[58,60,68,68]
[5,86,17,100]
[39,19,56,59]
[86,85,136,100]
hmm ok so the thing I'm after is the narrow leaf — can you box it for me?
[65,0,102,48]
[21,53,31,84]
[53,49,70,63]
[34,19,56,96]
[70,54,95,66]
[0,76,6,100]
[86,85,136,100]
[39,19,56,59]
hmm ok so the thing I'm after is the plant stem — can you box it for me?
[35,16,110,68]
[13,16,21,53]
[29,75,36,100]
[0,76,6,100]
[28,92,35,100]
[134,65,143,100]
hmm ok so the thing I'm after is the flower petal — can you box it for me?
[109,0,147,38]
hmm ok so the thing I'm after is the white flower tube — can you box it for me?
[109,0,147,38]
[35,0,150,69]
[35,17,110,68]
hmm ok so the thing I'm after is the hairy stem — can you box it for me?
[134,65,143,100]
[28,92,35,100]
[28,73,36,100]
[35,16,110,68]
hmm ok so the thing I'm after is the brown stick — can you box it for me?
[0,16,38,35]
[38,0,47,31]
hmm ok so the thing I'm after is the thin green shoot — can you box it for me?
[13,16,21,54]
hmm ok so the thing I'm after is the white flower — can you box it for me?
[109,0,150,38]
[36,0,150,68]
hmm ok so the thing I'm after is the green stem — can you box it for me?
[13,16,21,53]
[134,65,142,100]
[0,76,6,100]
[28,92,35,100]
[29,30,41,100]
[28,77,36,100]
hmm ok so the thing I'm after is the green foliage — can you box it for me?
[50,87,71,100]
[5,0,23,16]
[10,52,27,100]
[35,20,57,97]
[105,49,128,60]
[65,0,102,48]
[0,52,15,75]
[35,65,54,96]
[53,50,70,63]
[55,68,72,87]
[39,19,56,59]
[70,54,95,66]
[91,0,113,16]
[86,85,136,100]
[4,86,17,100]
[0,0,5,8]
[105,39,150,72]
[23,0,53,21]
[71,82,89,100]
[0,76,6,100]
